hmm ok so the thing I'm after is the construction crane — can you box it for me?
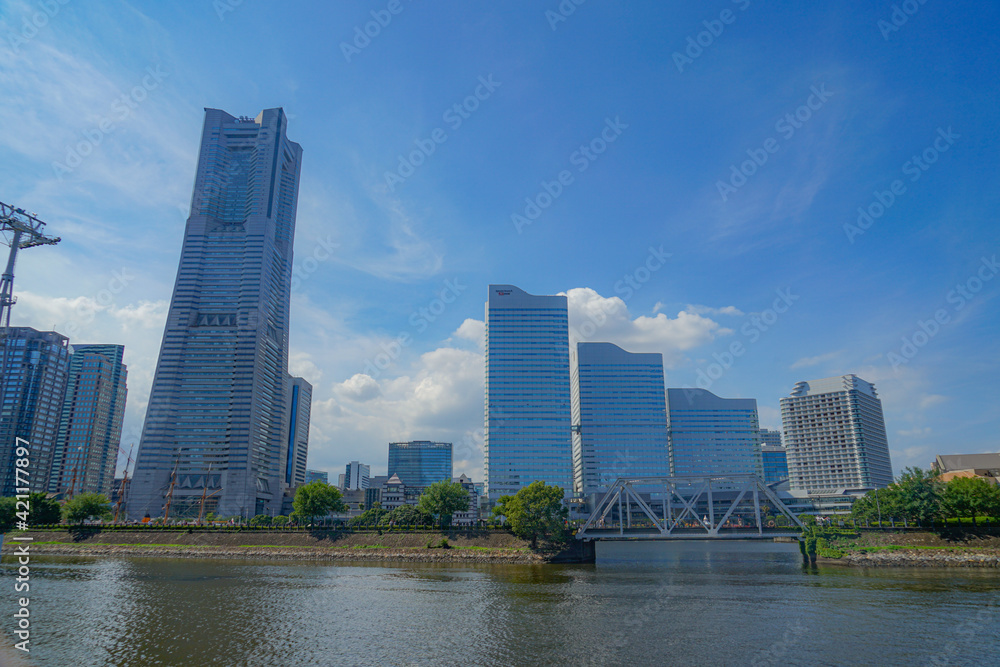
[0,200,61,328]
[112,444,135,523]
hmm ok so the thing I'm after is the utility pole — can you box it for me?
[0,202,60,328]
[874,487,882,526]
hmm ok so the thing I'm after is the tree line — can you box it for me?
[850,467,1000,525]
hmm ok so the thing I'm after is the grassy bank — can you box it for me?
[1,528,581,563]
[807,528,1000,567]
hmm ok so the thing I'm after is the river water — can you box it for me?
[2,541,998,666]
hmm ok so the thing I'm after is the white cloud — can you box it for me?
[336,374,382,402]
[564,288,729,366]
[453,318,485,350]
[682,304,745,317]
[790,350,844,370]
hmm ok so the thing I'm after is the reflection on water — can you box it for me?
[2,544,998,667]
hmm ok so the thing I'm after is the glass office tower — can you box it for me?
[387,441,452,489]
[49,344,127,497]
[484,285,573,498]
[666,388,763,478]
[285,375,311,489]
[0,327,70,495]
[572,342,669,497]
[129,108,302,519]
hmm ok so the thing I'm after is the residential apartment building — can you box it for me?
[780,374,893,494]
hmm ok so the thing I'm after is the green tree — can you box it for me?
[62,493,112,525]
[28,492,62,525]
[272,515,289,527]
[292,481,346,526]
[250,514,272,527]
[941,477,1000,525]
[417,480,470,528]
[0,497,17,533]
[491,481,569,549]
[348,504,389,528]
[381,504,433,527]
[895,467,942,523]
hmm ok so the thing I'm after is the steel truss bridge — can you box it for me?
[576,474,804,540]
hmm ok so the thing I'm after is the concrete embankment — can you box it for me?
[819,549,1000,567]
[1,529,581,564]
[816,529,1000,567]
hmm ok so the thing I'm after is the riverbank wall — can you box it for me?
[0,528,576,564]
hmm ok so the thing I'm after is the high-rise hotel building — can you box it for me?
[666,388,763,478]
[780,374,893,494]
[572,342,669,497]
[484,285,573,498]
[129,108,303,519]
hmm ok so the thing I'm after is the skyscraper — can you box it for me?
[285,375,311,489]
[780,374,893,494]
[129,108,302,519]
[666,388,763,478]
[572,342,669,497]
[0,327,70,495]
[49,344,127,497]
[343,461,370,490]
[484,285,573,498]
[387,441,451,489]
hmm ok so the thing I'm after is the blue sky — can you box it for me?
[1,0,998,480]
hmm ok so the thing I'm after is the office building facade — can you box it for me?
[572,342,669,496]
[343,461,370,490]
[305,469,328,485]
[129,108,303,519]
[285,375,311,488]
[760,428,782,448]
[666,388,763,478]
[49,344,128,497]
[0,328,71,495]
[388,441,451,489]
[780,374,893,494]
[484,285,573,498]
[761,446,789,484]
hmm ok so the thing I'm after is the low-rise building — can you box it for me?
[933,453,1000,485]
[451,474,479,525]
